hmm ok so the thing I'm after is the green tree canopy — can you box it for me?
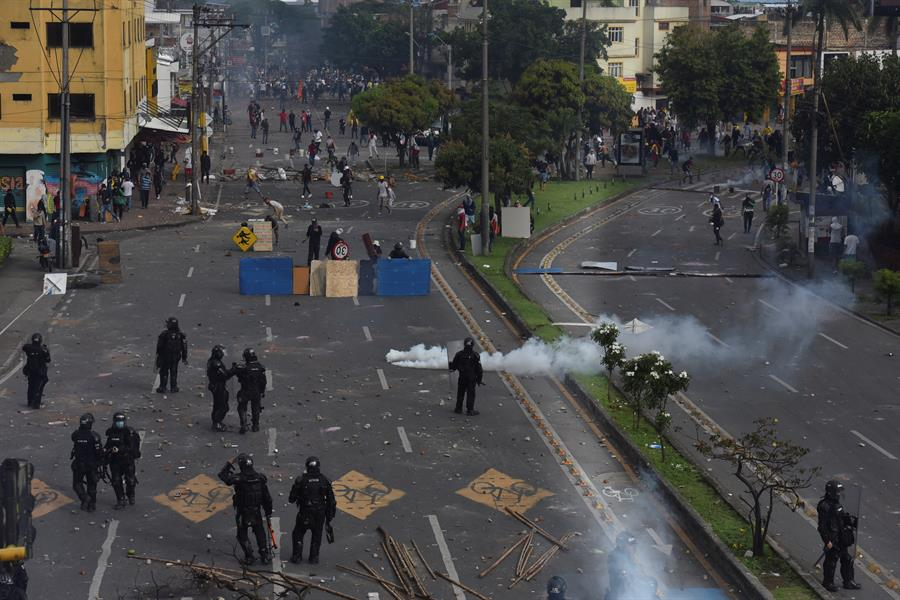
[583,69,634,136]
[434,135,532,197]
[321,0,409,75]
[351,76,450,145]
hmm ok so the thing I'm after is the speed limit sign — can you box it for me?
[331,240,349,260]
[770,168,785,183]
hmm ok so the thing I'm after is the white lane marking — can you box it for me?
[193,244,200,253]
[271,516,285,596]
[186,266,194,278]
[0,359,24,387]
[268,428,277,456]
[362,326,372,342]
[689,225,695,233]
[768,374,798,393]
[646,527,673,556]
[758,299,782,313]
[727,232,736,240]
[177,294,186,308]
[266,369,274,391]
[346,225,354,234]
[675,214,685,221]
[265,294,271,306]
[850,430,898,460]
[427,515,466,600]
[705,331,730,348]
[138,430,146,452]
[266,327,273,342]
[627,275,637,282]
[715,251,720,262]
[47,326,54,333]
[650,228,663,238]
[695,200,707,208]
[88,519,119,600]
[655,297,676,311]
[397,426,412,453]
[352,296,360,306]
[818,332,848,349]
[627,248,637,258]
[376,368,389,390]
[151,373,160,393]
[725,277,734,284]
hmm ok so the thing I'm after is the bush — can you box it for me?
[838,258,867,293]
[873,268,900,316]
[0,236,12,265]
[765,204,790,239]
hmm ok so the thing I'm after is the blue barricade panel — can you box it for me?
[376,259,431,296]
[358,260,377,296]
[239,256,294,295]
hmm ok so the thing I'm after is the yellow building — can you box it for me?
[0,0,146,219]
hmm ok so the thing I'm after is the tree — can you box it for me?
[838,258,866,293]
[696,418,820,557]
[321,0,409,76]
[583,70,634,138]
[861,109,900,220]
[591,322,626,399]
[655,25,780,153]
[873,268,900,315]
[434,135,532,198]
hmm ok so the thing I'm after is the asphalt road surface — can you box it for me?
[515,176,900,600]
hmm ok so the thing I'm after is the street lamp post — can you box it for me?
[480,0,490,254]
[429,33,453,92]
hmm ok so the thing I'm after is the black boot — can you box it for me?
[843,581,861,590]
[290,551,302,564]
[114,498,126,510]
[156,387,165,393]
[308,555,319,565]
[823,582,839,592]
[128,495,135,505]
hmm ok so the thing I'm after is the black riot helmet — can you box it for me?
[394,242,403,250]
[113,412,127,429]
[236,453,254,472]
[79,413,95,429]
[463,337,475,349]
[305,456,321,476]
[211,345,226,360]
[31,333,43,345]
[243,348,257,363]
[547,575,567,599]
[166,316,179,331]
[825,480,843,500]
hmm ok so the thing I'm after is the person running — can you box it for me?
[244,167,264,199]
[681,156,694,184]
[264,197,289,227]
[710,203,724,246]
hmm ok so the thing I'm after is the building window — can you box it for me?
[609,26,623,43]
[570,0,582,6]
[658,21,669,30]
[10,22,30,29]
[608,62,623,77]
[790,56,813,78]
[47,22,93,47]
[628,0,638,6]
[47,93,95,120]
[635,37,640,54]
[12,94,31,101]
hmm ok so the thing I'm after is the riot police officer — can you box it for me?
[219,454,273,566]
[0,562,27,600]
[156,317,187,393]
[232,348,267,434]
[207,345,233,431]
[606,532,657,600]
[449,337,483,416]
[21,333,50,408]
[817,480,861,592]
[104,412,141,509]
[288,456,336,565]
[71,413,104,512]
[547,575,567,599]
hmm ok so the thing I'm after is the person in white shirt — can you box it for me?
[264,197,288,226]
[120,178,134,211]
[829,217,843,270]
[842,233,859,262]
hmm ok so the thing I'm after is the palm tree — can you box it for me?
[800,0,863,275]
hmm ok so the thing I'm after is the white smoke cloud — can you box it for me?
[385,344,449,369]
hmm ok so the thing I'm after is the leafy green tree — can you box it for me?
[434,135,532,198]
[591,322,626,399]
[861,110,900,220]
[449,97,547,158]
[321,0,409,75]
[655,25,780,153]
[620,352,689,460]
[873,268,900,315]
[583,69,634,138]
[838,259,867,293]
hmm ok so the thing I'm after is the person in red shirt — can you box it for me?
[279,110,288,132]
[456,205,467,251]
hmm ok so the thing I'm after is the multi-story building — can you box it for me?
[0,0,146,220]
[550,0,710,109]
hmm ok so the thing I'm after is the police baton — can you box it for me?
[267,517,278,550]
[812,548,826,570]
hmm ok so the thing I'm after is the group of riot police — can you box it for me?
[70,412,142,511]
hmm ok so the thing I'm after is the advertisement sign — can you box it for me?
[618,77,637,93]
[617,130,644,166]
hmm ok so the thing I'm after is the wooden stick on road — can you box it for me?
[340,564,405,600]
[478,534,528,578]
[505,508,569,550]
[411,539,437,580]
[436,571,492,600]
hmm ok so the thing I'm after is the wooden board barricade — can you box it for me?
[249,219,274,251]
[293,266,310,295]
[96,241,123,283]
[309,260,326,296]
[326,260,359,298]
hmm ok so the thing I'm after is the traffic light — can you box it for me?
[0,459,35,562]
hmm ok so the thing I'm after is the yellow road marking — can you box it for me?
[32,479,73,518]
[457,468,553,514]
[153,474,234,523]
[332,470,405,520]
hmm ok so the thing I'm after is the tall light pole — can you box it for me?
[409,1,415,75]
[781,1,794,171]
[190,3,201,215]
[429,33,453,92]
[576,0,587,182]
[60,0,72,268]
[480,0,490,253]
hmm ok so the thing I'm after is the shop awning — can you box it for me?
[140,117,189,134]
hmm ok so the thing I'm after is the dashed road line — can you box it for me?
[0,359,24,387]
[266,369,274,392]
[655,297,676,311]
[427,515,466,600]
[850,430,897,460]
[675,214,685,221]
[725,277,734,284]
[714,251,720,262]
[397,426,412,453]
[650,228,663,238]
[695,200,706,208]
[266,326,273,342]
[818,332,848,349]
[376,368,389,390]
[627,275,637,282]
[177,293,186,308]
[705,331,730,348]
[186,266,194,278]
[362,326,372,342]
[689,225,695,232]
[88,519,119,600]
[193,244,200,253]
[267,428,277,456]
[627,248,637,258]
[727,232,736,240]
[758,299,782,313]
[768,374,798,393]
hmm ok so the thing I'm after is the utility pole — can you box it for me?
[447,45,453,92]
[190,3,200,215]
[781,1,793,171]
[60,0,71,268]
[480,0,490,253]
[409,1,415,75]
[576,0,587,181]
[807,14,825,278]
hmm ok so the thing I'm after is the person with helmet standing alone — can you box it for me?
[546,576,567,599]
[207,345,233,432]
[219,454,274,566]
[232,348,268,434]
[156,317,188,393]
[289,456,337,565]
[104,412,141,509]
[817,480,861,592]
[71,412,104,512]
[449,337,484,416]
[22,333,50,408]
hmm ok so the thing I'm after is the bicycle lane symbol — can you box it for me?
[31,479,74,518]
[153,474,234,523]
[331,470,406,520]
[457,468,553,514]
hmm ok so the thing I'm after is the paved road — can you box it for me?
[0,171,732,600]
[515,177,900,599]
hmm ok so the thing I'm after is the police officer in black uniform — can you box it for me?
[21,333,50,408]
[155,317,188,393]
[449,337,483,416]
[232,348,267,434]
[817,480,861,592]
[0,562,28,600]
[546,575,567,599]
[219,454,273,566]
[71,413,104,512]
[207,345,233,431]
[104,412,141,509]
[606,532,657,600]
[288,456,336,565]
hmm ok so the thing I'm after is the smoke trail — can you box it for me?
[385,344,448,369]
